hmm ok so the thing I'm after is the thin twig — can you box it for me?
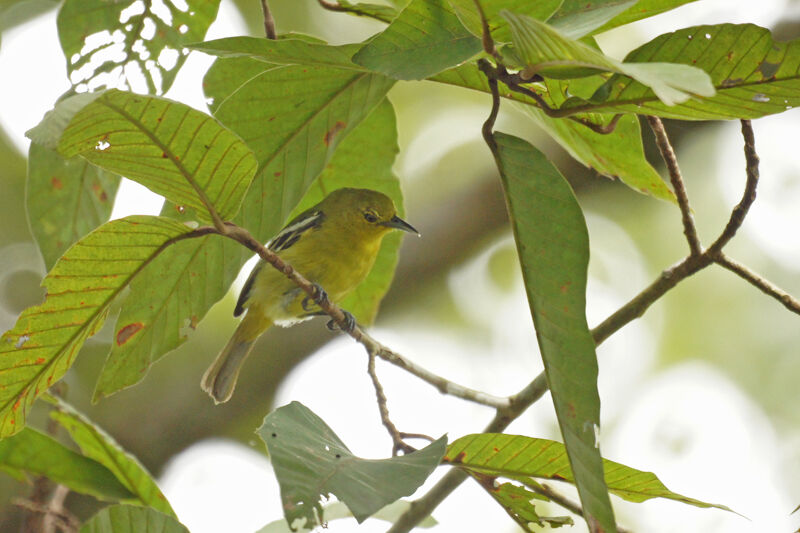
[530,484,634,533]
[367,352,415,455]
[707,119,760,254]
[471,0,499,59]
[14,499,79,533]
[647,116,703,257]
[260,0,277,39]
[714,254,800,315]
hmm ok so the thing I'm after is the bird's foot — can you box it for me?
[327,310,356,333]
[301,283,329,312]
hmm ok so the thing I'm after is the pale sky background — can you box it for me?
[1,1,800,532]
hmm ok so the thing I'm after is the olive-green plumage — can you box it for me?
[201,188,418,403]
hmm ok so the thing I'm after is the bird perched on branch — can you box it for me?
[201,188,418,403]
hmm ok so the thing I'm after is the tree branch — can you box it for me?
[260,0,277,39]
[647,116,702,257]
[714,253,800,315]
[367,351,415,455]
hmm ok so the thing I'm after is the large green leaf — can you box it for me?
[27,90,258,222]
[502,10,714,105]
[189,37,363,70]
[286,100,405,324]
[430,64,673,200]
[352,0,481,80]
[446,434,733,511]
[259,402,446,527]
[80,505,189,533]
[27,142,120,270]
[50,399,175,516]
[448,0,563,42]
[494,133,614,532]
[547,0,637,39]
[572,24,800,119]
[0,427,133,501]
[57,0,220,94]
[597,0,700,33]
[0,216,197,436]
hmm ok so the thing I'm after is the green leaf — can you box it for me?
[493,133,615,532]
[352,0,481,80]
[0,427,134,501]
[331,1,399,23]
[502,10,714,105]
[256,500,437,532]
[0,216,197,437]
[448,0,563,43]
[203,57,273,114]
[189,37,363,70]
[50,399,175,516]
[57,0,220,94]
[27,143,120,271]
[526,79,674,201]
[80,505,189,533]
[446,434,734,512]
[574,24,800,119]
[547,0,637,39]
[597,0,700,34]
[487,482,573,531]
[259,402,446,527]
[212,64,395,238]
[28,89,258,223]
[286,100,405,325]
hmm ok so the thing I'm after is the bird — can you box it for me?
[201,187,418,403]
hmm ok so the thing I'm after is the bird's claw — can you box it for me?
[302,283,329,312]
[327,310,356,333]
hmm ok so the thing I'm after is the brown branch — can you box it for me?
[647,116,702,257]
[471,0,498,59]
[714,254,800,315]
[367,352,415,455]
[260,0,277,39]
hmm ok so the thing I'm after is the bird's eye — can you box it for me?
[363,212,378,223]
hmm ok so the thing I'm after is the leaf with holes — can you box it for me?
[352,0,481,80]
[0,216,198,437]
[50,398,175,515]
[26,89,258,223]
[502,10,714,106]
[486,482,573,531]
[494,133,615,532]
[446,434,733,512]
[447,0,562,42]
[27,143,120,271]
[80,505,189,533]
[285,100,405,325]
[569,24,800,119]
[0,427,134,501]
[57,0,220,94]
[259,402,446,527]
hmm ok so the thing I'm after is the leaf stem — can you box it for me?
[260,0,277,39]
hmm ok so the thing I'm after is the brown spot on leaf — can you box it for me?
[35,357,45,364]
[551,473,566,481]
[324,121,346,146]
[567,402,576,418]
[116,322,144,346]
[51,177,63,190]
[190,315,199,329]
[451,451,467,464]
[274,171,282,177]
[560,282,571,294]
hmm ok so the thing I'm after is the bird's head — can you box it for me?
[322,188,418,241]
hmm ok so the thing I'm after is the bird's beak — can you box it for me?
[381,215,420,236]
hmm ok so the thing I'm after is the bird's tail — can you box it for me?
[201,315,270,404]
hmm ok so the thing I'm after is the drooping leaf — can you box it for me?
[80,505,189,533]
[286,100,405,325]
[447,0,563,42]
[502,10,714,105]
[572,24,800,119]
[446,434,734,512]
[57,0,220,94]
[328,0,399,23]
[487,482,573,531]
[0,216,198,436]
[493,133,615,532]
[255,500,437,532]
[27,89,258,223]
[0,427,134,501]
[50,399,175,516]
[547,0,637,39]
[597,0,700,34]
[259,402,446,527]
[27,143,120,271]
[352,0,481,80]
[189,37,363,70]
